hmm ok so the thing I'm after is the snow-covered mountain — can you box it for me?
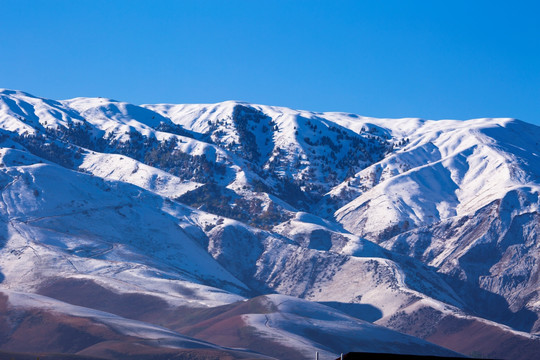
[0,88,539,359]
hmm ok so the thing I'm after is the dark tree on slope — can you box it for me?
[176,183,290,228]
[15,134,75,168]
[42,124,227,184]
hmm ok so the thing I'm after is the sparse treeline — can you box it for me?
[5,104,393,226]
[10,122,227,184]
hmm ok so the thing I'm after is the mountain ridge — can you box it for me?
[0,89,539,359]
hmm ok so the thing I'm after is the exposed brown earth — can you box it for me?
[0,291,267,360]
[77,340,256,360]
[0,349,106,360]
[426,316,540,360]
[36,278,300,358]
[383,305,540,360]
[339,353,466,360]
[9,278,540,360]
[37,277,174,324]
[0,293,122,354]
[177,297,306,359]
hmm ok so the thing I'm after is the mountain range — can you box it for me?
[0,89,539,359]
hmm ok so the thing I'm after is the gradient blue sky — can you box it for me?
[1,0,539,124]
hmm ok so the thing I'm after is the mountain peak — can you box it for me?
[0,89,539,359]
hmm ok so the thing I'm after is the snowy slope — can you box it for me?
[334,117,539,236]
[79,151,203,199]
[0,290,269,359]
[179,294,463,359]
[0,89,539,359]
[0,151,250,305]
[146,101,391,200]
[330,117,540,335]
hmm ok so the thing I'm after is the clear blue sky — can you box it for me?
[1,0,539,124]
